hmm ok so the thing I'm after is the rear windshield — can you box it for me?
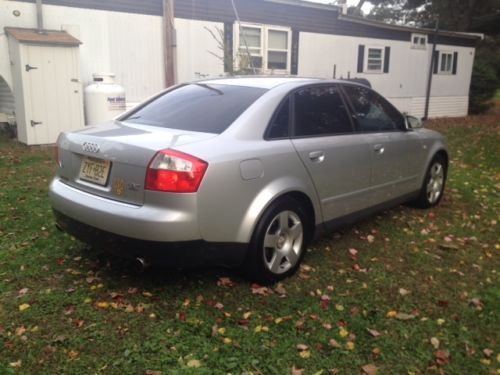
[123,83,267,134]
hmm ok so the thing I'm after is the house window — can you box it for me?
[237,24,291,73]
[366,47,384,73]
[411,33,427,49]
[440,52,454,74]
[239,26,263,69]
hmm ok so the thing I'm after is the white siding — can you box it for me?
[0,1,165,103]
[298,32,476,117]
[175,18,225,83]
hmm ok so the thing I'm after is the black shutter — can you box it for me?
[223,23,233,73]
[291,29,299,75]
[452,52,458,75]
[433,50,439,74]
[383,46,390,73]
[357,45,365,73]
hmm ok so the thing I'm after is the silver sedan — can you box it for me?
[50,77,448,283]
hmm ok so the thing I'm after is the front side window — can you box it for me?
[366,47,383,73]
[237,24,291,73]
[342,85,405,132]
[123,83,267,134]
[293,86,352,137]
[440,52,453,74]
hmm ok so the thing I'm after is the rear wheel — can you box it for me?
[413,155,447,208]
[244,198,310,284]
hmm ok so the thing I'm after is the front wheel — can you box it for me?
[412,155,447,208]
[243,198,310,284]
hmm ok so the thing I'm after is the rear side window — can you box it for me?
[342,85,405,132]
[266,98,290,139]
[293,86,352,137]
[123,83,267,134]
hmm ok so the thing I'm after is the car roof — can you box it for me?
[200,76,321,89]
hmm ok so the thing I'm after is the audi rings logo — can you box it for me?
[82,142,100,153]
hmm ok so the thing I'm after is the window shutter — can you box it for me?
[383,46,390,73]
[224,23,233,73]
[357,45,365,73]
[291,29,299,75]
[433,50,439,74]
[452,52,458,75]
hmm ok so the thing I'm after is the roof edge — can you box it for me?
[338,15,484,41]
[263,0,341,12]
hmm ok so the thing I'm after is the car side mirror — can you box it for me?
[405,115,423,130]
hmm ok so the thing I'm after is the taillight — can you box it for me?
[145,149,208,193]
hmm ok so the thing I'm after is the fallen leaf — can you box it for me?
[386,310,397,318]
[17,288,29,298]
[346,341,355,350]
[399,288,411,296]
[274,284,287,296]
[367,328,381,337]
[431,337,440,349]
[9,360,21,368]
[395,312,416,320]
[217,277,235,288]
[339,327,349,337]
[68,350,79,359]
[299,350,311,359]
[187,359,201,368]
[291,365,304,375]
[434,350,450,366]
[19,303,30,312]
[362,364,377,375]
[367,235,375,243]
[15,326,26,336]
[296,344,309,351]
[251,284,272,296]
[64,305,75,316]
[329,339,341,348]
[482,348,493,358]
[95,302,109,309]
[214,302,224,310]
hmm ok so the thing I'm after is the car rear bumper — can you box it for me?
[53,209,247,267]
[49,178,201,242]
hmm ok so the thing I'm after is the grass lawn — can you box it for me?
[0,112,498,374]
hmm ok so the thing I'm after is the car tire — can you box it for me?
[243,197,310,284]
[412,154,447,209]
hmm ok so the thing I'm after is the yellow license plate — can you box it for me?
[79,157,111,186]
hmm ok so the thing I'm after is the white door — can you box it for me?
[22,45,84,145]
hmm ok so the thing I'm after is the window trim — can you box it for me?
[235,23,292,74]
[364,46,385,74]
[411,33,427,50]
[439,51,454,75]
[264,96,292,141]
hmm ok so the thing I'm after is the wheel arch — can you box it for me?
[235,180,321,244]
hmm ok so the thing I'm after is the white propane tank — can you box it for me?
[84,73,126,125]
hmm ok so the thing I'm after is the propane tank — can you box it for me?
[84,73,126,125]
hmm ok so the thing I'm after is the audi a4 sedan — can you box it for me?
[50,77,448,283]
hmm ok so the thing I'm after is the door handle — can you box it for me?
[308,151,325,163]
[373,144,385,154]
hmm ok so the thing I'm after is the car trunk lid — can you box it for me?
[57,121,216,206]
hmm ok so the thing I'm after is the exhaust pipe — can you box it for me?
[134,257,150,272]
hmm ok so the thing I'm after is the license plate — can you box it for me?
[79,157,111,186]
